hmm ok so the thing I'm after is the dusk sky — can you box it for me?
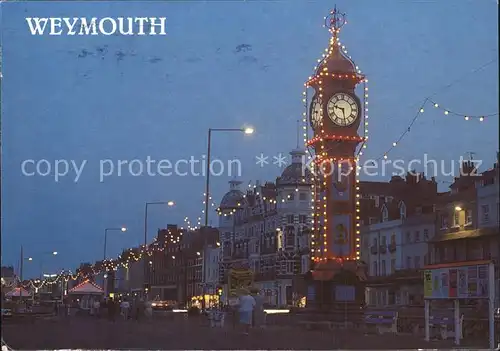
[1,0,498,278]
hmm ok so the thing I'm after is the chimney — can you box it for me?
[461,160,476,177]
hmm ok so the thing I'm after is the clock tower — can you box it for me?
[304,7,367,314]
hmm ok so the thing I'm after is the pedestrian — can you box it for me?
[120,298,130,320]
[237,289,256,335]
[250,288,266,328]
[135,299,144,322]
[144,299,153,321]
[107,297,116,322]
[93,300,101,318]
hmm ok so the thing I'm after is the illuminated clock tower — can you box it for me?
[305,7,367,313]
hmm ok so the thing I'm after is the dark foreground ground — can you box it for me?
[2,314,492,350]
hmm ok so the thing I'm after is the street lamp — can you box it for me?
[143,201,175,298]
[103,227,127,261]
[144,201,175,247]
[204,127,254,227]
[39,251,58,280]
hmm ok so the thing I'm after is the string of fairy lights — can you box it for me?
[6,185,306,289]
[376,80,498,162]
[5,10,497,291]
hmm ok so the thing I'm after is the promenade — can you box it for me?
[1,314,490,350]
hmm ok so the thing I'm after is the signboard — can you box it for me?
[228,269,253,296]
[424,262,492,299]
[330,214,351,257]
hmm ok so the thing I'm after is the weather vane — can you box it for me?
[324,6,347,35]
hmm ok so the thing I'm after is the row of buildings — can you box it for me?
[4,150,498,309]
[84,150,498,309]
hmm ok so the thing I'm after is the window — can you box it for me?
[414,231,420,242]
[299,193,307,201]
[440,215,448,229]
[482,205,490,223]
[399,202,406,219]
[465,210,473,225]
[453,211,460,227]
[390,234,396,245]
[287,215,294,224]
[406,231,411,244]
[381,236,387,246]
[423,229,429,241]
[414,256,421,268]
[372,237,378,247]
[382,207,389,222]
[406,256,412,269]
[373,261,378,276]
[381,261,386,275]
[390,259,396,274]
[299,215,307,224]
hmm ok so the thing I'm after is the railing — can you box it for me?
[370,245,378,255]
[379,245,387,254]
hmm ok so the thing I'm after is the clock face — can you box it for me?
[310,98,323,129]
[327,93,359,126]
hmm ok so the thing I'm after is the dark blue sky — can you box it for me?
[1,1,498,278]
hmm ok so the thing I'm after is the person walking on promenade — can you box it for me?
[250,288,266,328]
[120,298,130,320]
[238,289,256,335]
[107,297,116,322]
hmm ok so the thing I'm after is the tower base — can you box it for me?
[301,260,367,326]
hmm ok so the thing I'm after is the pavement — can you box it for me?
[1,315,492,350]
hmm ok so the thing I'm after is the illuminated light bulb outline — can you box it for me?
[303,7,366,263]
[376,97,497,161]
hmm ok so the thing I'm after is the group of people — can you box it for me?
[237,288,266,335]
[90,297,153,321]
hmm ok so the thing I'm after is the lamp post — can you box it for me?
[39,251,58,280]
[103,228,127,261]
[18,246,32,300]
[103,227,126,290]
[202,127,253,309]
[143,201,175,298]
[203,127,254,227]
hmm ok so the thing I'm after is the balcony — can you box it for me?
[388,243,397,253]
[379,244,387,254]
[370,245,378,255]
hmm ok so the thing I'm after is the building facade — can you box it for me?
[217,149,313,306]
[360,173,438,306]
[147,225,219,306]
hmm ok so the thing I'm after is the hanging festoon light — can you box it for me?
[376,96,497,161]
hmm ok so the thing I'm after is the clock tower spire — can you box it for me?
[304,6,367,315]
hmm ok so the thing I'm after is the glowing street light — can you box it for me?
[243,127,255,135]
[104,227,128,260]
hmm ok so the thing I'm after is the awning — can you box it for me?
[6,287,32,297]
[68,280,104,295]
